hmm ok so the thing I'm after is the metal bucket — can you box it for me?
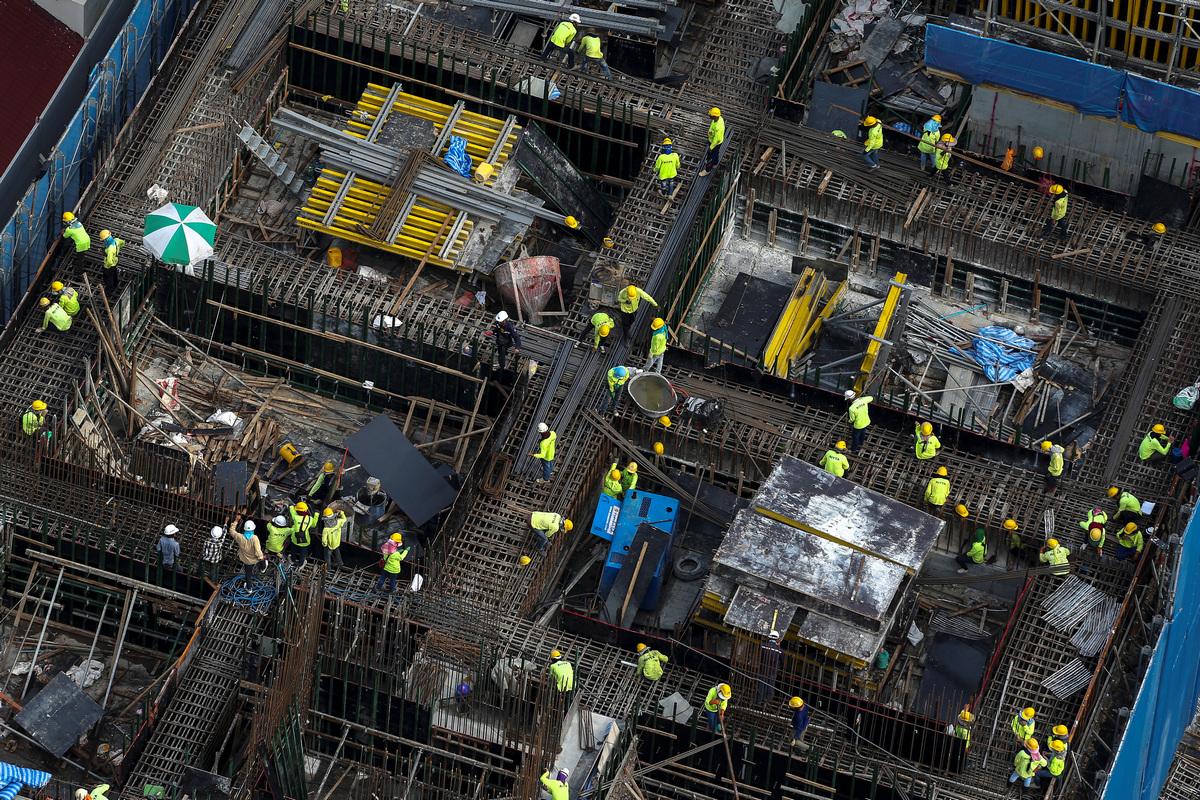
[626,372,677,418]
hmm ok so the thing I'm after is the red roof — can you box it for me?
[0,0,82,172]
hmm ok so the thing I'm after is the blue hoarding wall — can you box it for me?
[0,0,199,327]
[924,25,1123,118]
[1122,75,1200,141]
[1102,508,1200,800]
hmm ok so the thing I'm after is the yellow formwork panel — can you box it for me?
[856,272,906,394]
[791,280,847,364]
[777,274,826,373]
[296,84,522,268]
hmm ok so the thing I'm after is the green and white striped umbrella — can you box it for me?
[142,203,216,265]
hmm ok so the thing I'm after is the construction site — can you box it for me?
[1,0,1200,797]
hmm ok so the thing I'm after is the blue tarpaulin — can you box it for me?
[925,26,1123,118]
[1122,74,1200,142]
[443,136,473,178]
[951,326,1036,383]
[1102,509,1200,800]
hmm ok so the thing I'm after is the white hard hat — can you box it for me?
[75,791,88,800]
[569,12,581,22]
[768,630,781,640]
[496,310,508,323]
[844,390,856,401]
[273,515,287,527]
[245,520,256,531]
[559,767,571,781]
[164,524,179,536]
[538,422,549,433]
[210,526,223,538]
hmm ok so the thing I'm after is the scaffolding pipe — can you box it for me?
[77,596,111,687]
[101,589,138,711]
[22,568,65,699]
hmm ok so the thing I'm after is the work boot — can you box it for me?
[699,170,709,177]
[957,568,968,574]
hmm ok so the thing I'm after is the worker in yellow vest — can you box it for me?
[947,708,974,748]
[1138,424,1173,463]
[540,13,580,67]
[100,230,125,296]
[549,650,574,691]
[819,441,850,477]
[1042,184,1069,240]
[703,683,731,732]
[933,134,955,181]
[540,769,569,800]
[590,311,615,352]
[39,297,72,332]
[914,421,940,459]
[531,512,572,550]
[636,643,668,680]
[528,422,556,484]
[1038,538,1070,575]
[577,28,611,78]
[700,108,724,176]
[645,318,668,373]
[924,467,950,509]
[376,537,409,593]
[1034,739,1068,786]
[956,528,986,574]
[845,390,873,453]
[1111,486,1142,526]
[1042,441,1064,494]
[50,281,81,316]
[1115,522,1144,561]
[21,400,47,436]
[654,139,681,197]
[1011,707,1036,744]
[602,468,624,499]
[61,212,91,252]
[861,116,883,169]
[618,284,658,334]
[321,508,347,569]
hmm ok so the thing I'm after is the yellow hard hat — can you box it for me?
[519,556,532,565]
[1053,725,1068,736]
[1050,739,1066,751]
[718,683,731,699]
[941,133,954,142]
[789,697,804,708]
[50,281,63,292]
[295,501,308,512]
[627,462,637,473]
[637,643,647,652]
[100,229,111,239]
[836,441,847,450]
[1047,538,1059,549]
[932,115,942,122]
[710,107,721,117]
[955,504,969,517]
[1050,184,1064,194]
[1153,223,1167,234]
[959,710,973,722]
[38,297,49,307]
[1004,519,1018,530]
[610,469,622,481]
[936,467,947,476]
[1033,146,1044,159]
[324,461,336,472]
[627,286,638,298]
[322,507,333,517]
[603,237,614,247]
[1152,424,1166,434]
[1089,528,1102,542]
[599,324,611,338]
[1026,738,1039,749]
[654,442,664,454]
[863,116,878,126]
[390,532,403,542]
[1042,441,1052,451]
[1108,486,1120,497]
[551,650,563,659]
[920,423,932,435]
[62,212,74,222]
[659,416,672,427]
[663,137,672,145]
[1022,707,1036,719]
[565,216,579,228]
[31,400,46,411]
[474,162,495,181]
[564,519,573,531]
[1124,522,1138,533]
[651,317,665,329]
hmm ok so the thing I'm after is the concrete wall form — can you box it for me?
[963,87,1200,195]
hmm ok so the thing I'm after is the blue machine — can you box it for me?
[590,489,680,611]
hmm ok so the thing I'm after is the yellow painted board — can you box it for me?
[763,269,814,374]
[856,272,906,393]
[792,280,847,361]
[780,274,827,367]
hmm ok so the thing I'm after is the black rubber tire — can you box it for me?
[673,553,706,582]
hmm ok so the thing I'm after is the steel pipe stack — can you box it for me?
[458,0,669,37]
